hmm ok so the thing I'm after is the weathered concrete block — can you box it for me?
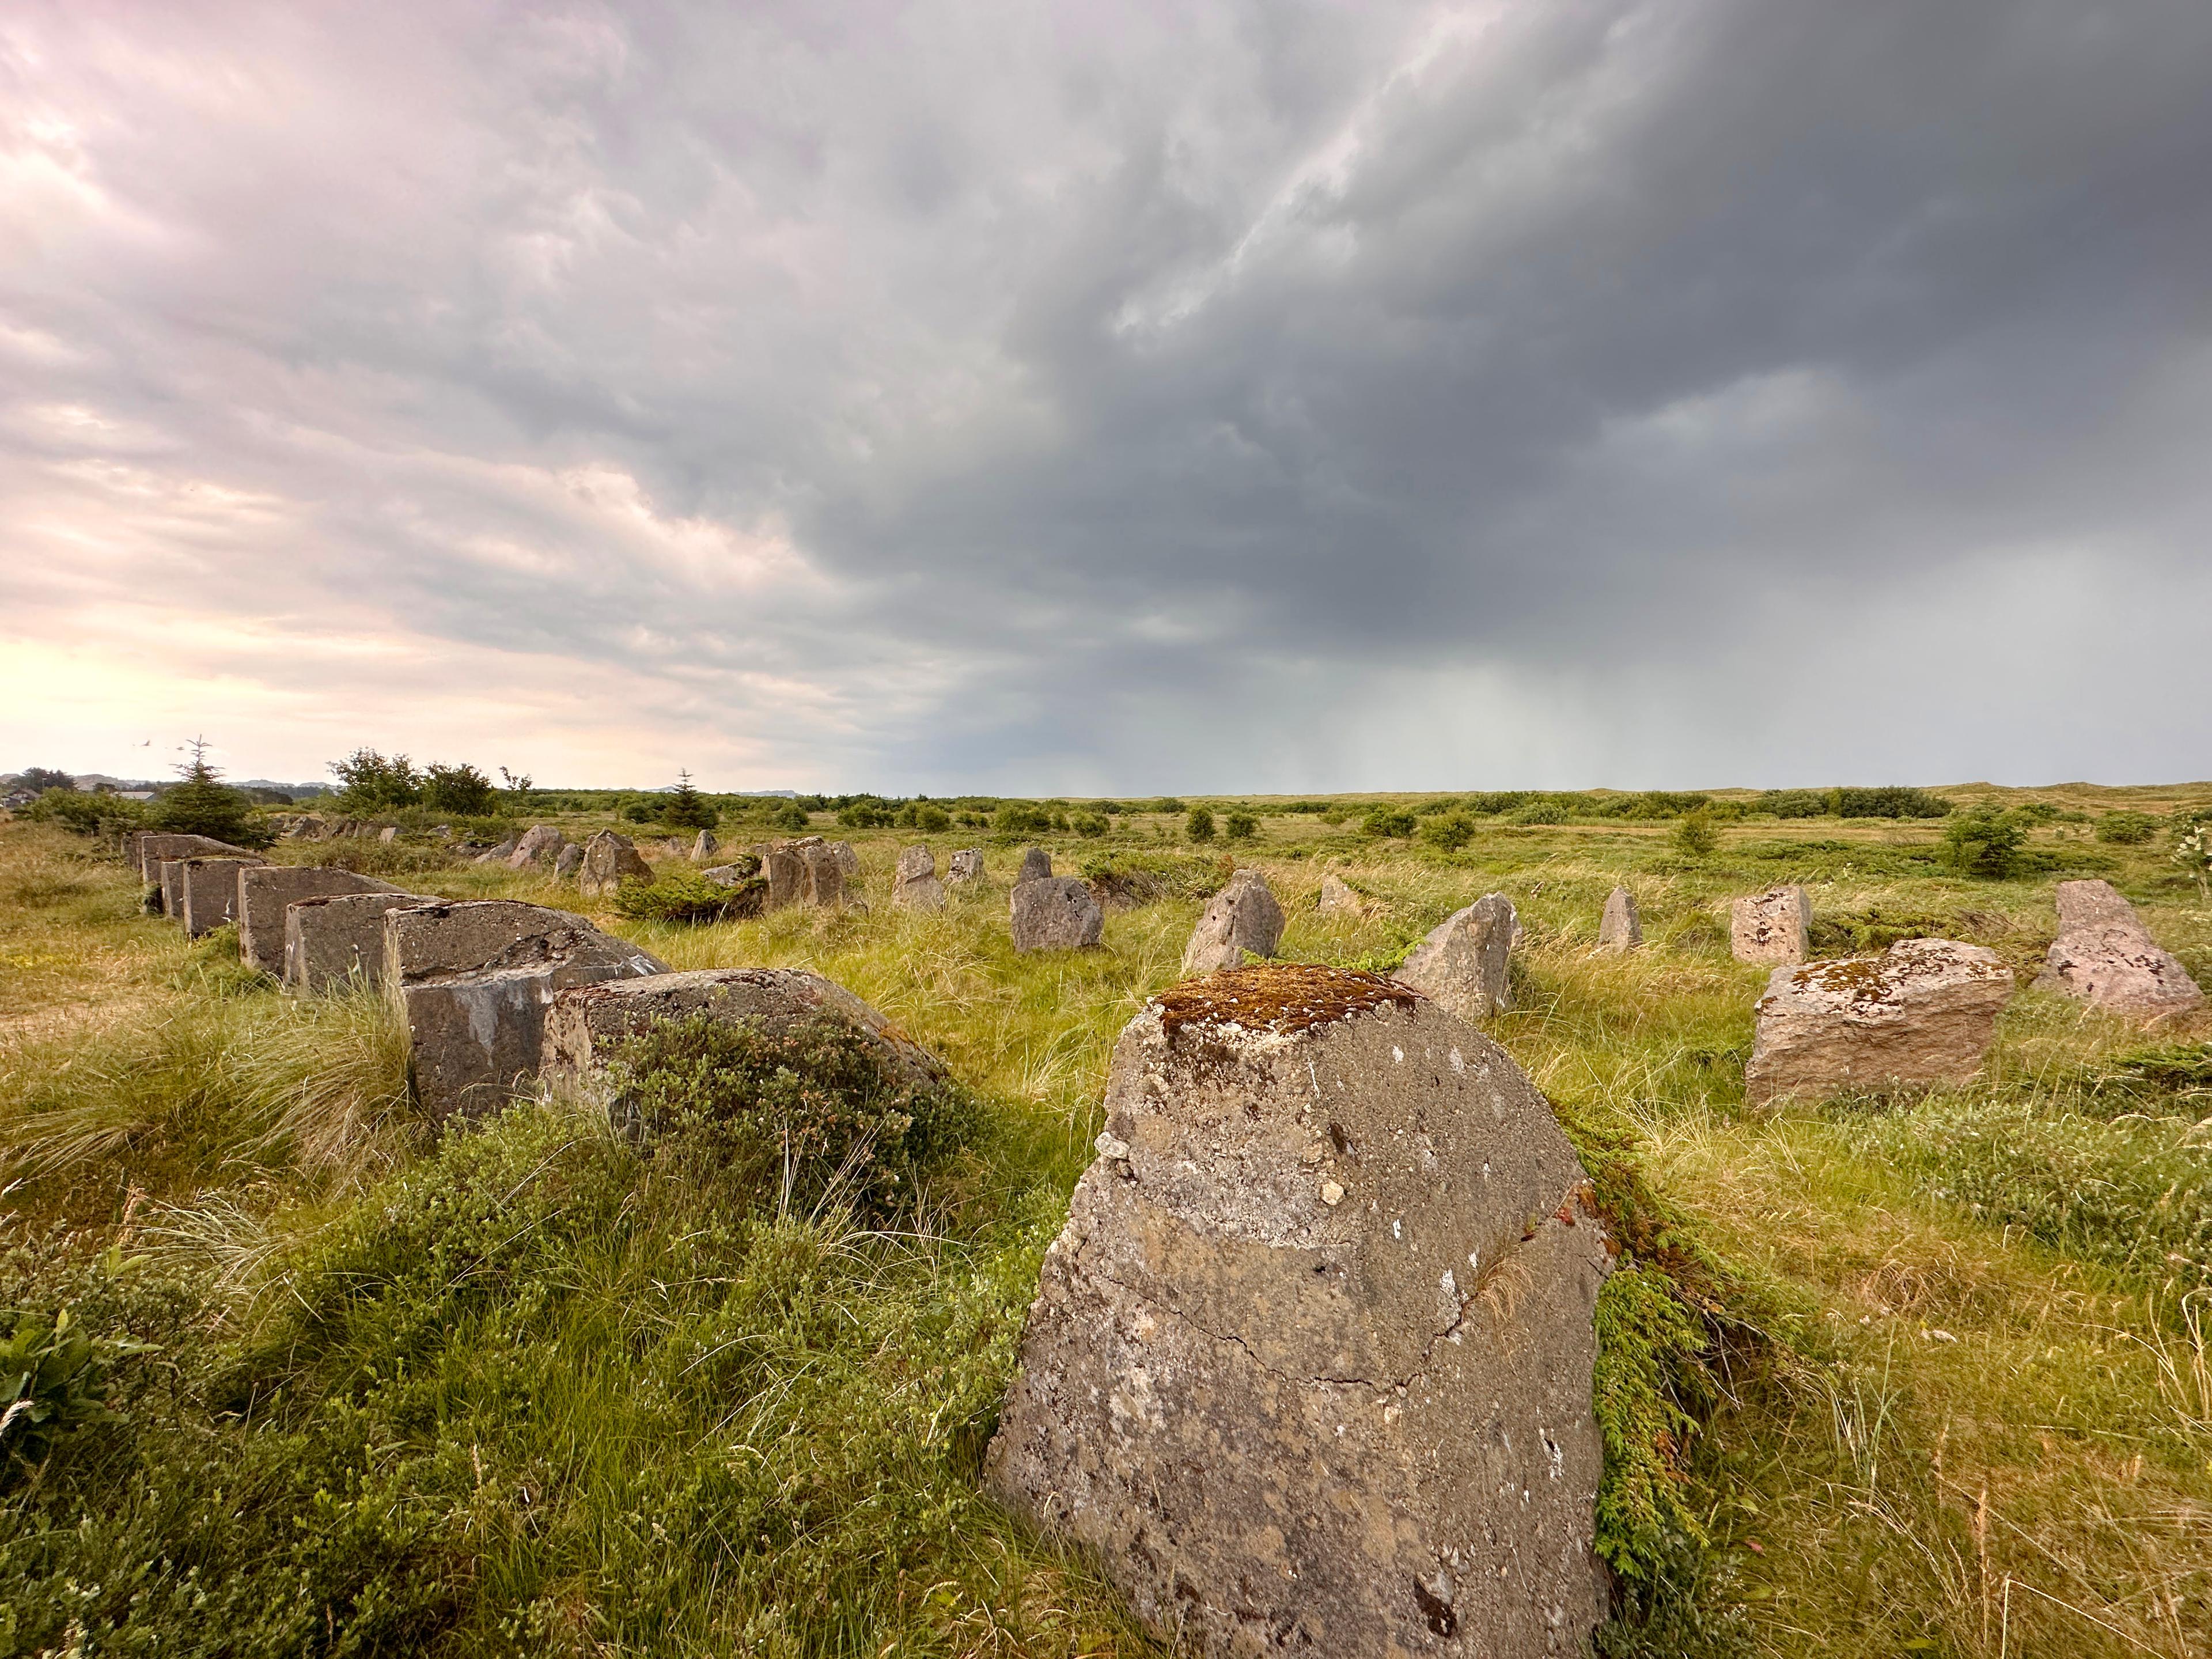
[1180,868,1286,975]
[948,849,986,885]
[1746,939,2014,1105]
[986,964,1611,1657]
[827,840,861,879]
[892,846,946,912]
[690,830,718,862]
[544,967,945,1123]
[578,831,654,898]
[2034,879,2205,1021]
[1731,886,1809,965]
[386,901,668,1122]
[1016,846,1052,884]
[285,891,437,994]
[553,843,584,879]
[1597,887,1642,953]
[509,825,567,869]
[137,834,255,900]
[180,856,266,937]
[1010,877,1103,951]
[759,846,806,911]
[1395,893,1516,1020]
[238,865,402,976]
[799,842,845,907]
[1316,873,1367,915]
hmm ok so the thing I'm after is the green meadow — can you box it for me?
[3,782,2209,1657]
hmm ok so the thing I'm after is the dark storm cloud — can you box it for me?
[5,1,2209,789]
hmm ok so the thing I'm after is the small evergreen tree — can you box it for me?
[1186,807,1216,843]
[664,771,720,832]
[1941,805,2025,878]
[151,738,268,846]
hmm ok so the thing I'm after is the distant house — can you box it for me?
[2,790,37,811]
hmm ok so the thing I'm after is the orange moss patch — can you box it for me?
[1155,963,1422,1039]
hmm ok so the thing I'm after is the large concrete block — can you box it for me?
[283,892,437,994]
[1009,877,1103,951]
[2034,879,2205,1021]
[179,856,266,937]
[544,967,945,1127]
[238,865,403,976]
[1730,886,1810,965]
[986,965,1612,1657]
[1746,938,2014,1105]
[386,901,667,1123]
[135,832,255,886]
[1395,893,1516,1020]
[1180,868,1285,975]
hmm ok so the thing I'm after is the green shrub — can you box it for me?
[419,763,496,816]
[327,747,422,810]
[996,802,1053,836]
[1941,805,2026,878]
[1149,797,1183,815]
[2175,818,2212,900]
[24,788,145,842]
[1465,791,1533,816]
[1185,807,1216,843]
[770,801,811,831]
[1362,807,1416,838]
[1509,800,1567,826]
[1753,789,1828,819]
[612,868,764,924]
[1832,786,1952,819]
[839,800,894,829]
[1672,810,1717,857]
[1072,812,1110,838]
[914,803,952,833]
[1222,812,1257,842]
[1421,813,1475,851]
[604,1013,982,1219]
[2097,810,2157,846]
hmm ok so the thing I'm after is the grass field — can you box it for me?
[3,786,2210,1657]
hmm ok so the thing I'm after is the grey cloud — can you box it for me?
[4,0,2210,789]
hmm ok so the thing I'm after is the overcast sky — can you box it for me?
[6,2,2210,794]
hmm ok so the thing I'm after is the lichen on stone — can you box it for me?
[1153,963,1422,1040]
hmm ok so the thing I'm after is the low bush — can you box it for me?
[611,868,764,924]
[1362,807,1416,838]
[1510,800,1568,826]
[1753,789,1827,819]
[1941,805,2026,878]
[1421,812,1475,851]
[1672,811,1718,857]
[1186,807,1216,843]
[1073,812,1111,838]
[1832,785,1952,819]
[2096,810,2158,846]
[604,1013,983,1219]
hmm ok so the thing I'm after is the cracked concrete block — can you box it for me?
[179,855,266,937]
[1016,846,1051,884]
[948,848,986,886]
[385,900,668,1123]
[986,963,1612,1658]
[237,865,404,976]
[283,891,439,994]
[2033,879,2203,1021]
[1394,893,1516,1021]
[799,842,845,907]
[1746,938,2014,1105]
[1009,876,1102,952]
[1180,868,1286,976]
[1730,886,1809,965]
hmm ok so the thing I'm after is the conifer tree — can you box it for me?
[663,770,719,832]
[150,737,268,846]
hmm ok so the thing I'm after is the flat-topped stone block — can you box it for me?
[238,865,403,976]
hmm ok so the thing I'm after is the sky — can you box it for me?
[5,1,2211,796]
